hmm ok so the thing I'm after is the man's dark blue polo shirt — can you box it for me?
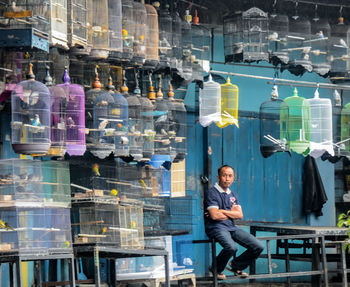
[204,183,240,236]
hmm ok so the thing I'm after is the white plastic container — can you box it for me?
[199,75,221,127]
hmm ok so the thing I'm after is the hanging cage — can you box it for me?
[268,13,289,66]
[11,64,51,155]
[181,10,192,81]
[310,18,331,77]
[108,0,123,62]
[144,3,159,69]
[121,0,134,61]
[171,8,183,72]
[58,68,86,156]
[259,85,289,158]
[158,3,173,69]
[217,77,239,128]
[131,0,147,66]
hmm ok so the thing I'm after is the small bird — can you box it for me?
[339,38,348,49]
[130,220,136,228]
[315,31,324,39]
[92,163,101,176]
[62,240,70,248]
[268,32,278,41]
[110,189,118,196]
[31,114,41,126]
[98,119,109,130]
[0,219,14,230]
[100,227,108,234]
[67,117,75,128]
[140,179,147,188]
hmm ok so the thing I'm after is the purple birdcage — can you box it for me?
[11,64,51,155]
[45,67,67,156]
[58,68,86,156]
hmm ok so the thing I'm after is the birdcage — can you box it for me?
[0,159,72,253]
[144,3,159,69]
[151,81,170,156]
[158,3,172,69]
[199,74,221,127]
[340,102,350,155]
[45,67,68,157]
[86,0,109,59]
[259,85,289,158]
[217,77,239,128]
[108,0,123,62]
[181,10,192,81]
[85,71,105,154]
[168,86,187,162]
[71,201,144,249]
[329,16,350,79]
[0,1,69,51]
[166,86,176,161]
[58,68,86,156]
[191,11,204,81]
[131,0,147,66]
[170,9,182,72]
[223,7,269,63]
[11,64,51,155]
[121,0,134,61]
[280,88,310,155]
[287,16,312,74]
[268,13,289,65]
[108,83,129,158]
[304,88,333,158]
[67,0,90,55]
[121,79,143,161]
[309,18,331,76]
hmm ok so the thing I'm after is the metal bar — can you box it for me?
[320,236,328,287]
[282,0,350,9]
[212,238,218,287]
[267,240,272,274]
[164,253,170,287]
[284,240,291,287]
[340,245,348,287]
[69,256,76,287]
[209,69,350,91]
[312,238,321,287]
[16,257,22,287]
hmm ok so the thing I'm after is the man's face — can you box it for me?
[217,167,234,190]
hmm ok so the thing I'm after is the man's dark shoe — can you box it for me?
[209,266,227,280]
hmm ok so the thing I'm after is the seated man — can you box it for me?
[204,165,264,280]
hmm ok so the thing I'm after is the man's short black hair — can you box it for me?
[218,165,234,176]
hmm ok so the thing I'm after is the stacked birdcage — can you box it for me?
[0,159,72,254]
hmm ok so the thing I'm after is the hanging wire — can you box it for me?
[283,0,350,9]
[209,69,350,91]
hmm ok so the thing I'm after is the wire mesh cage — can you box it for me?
[108,0,123,62]
[310,18,331,76]
[224,7,269,63]
[57,68,86,156]
[144,3,159,69]
[85,71,105,154]
[131,0,147,66]
[259,85,289,158]
[158,3,173,69]
[45,68,68,157]
[280,88,310,155]
[86,0,109,60]
[268,13,289,65]
[0,0,66,51]
[121,80,143,161]
[67,0,90,55]
[288,16,312,74]
[329,16,350,79]
[340,102,350,156]
[0,207,71,254]
[11,64,51,155]
[121,0,134,61]
[181,10,192,81]
[171,8,182,72]
[0,159,72,253]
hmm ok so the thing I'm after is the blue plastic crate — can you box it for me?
[172,234,194,269]
[0,28,49,52]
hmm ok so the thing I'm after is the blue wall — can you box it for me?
[183,32,337,277]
